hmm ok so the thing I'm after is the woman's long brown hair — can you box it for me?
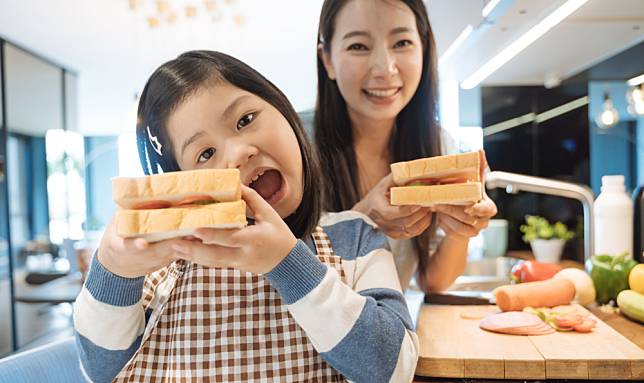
[314,0,443,279]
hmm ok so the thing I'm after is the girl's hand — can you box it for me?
[171,185,298,274]
[97,218,192,278]
[434,149,498,240]
[352,174,433,240]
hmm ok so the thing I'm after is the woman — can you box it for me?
[314,0,497,292]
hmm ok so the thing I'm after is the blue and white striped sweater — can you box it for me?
[73,211,419,382]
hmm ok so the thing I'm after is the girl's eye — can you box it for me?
[198,147,215,164]
[347,43,368,51]
[237,112,256,130]
[394,40,413,48]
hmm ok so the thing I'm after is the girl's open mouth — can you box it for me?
[249,168,286,205]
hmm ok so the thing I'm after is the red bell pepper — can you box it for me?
[511,260,562,283]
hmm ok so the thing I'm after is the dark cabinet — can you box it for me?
[483,84,590,262]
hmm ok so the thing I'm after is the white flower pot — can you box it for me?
[530,239,565,264]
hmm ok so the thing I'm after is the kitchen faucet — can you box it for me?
[485,171,595,262]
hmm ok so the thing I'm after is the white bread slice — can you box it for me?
[390,183,482,206]
[116,200,247,242]
[390,152,480,186]
[112,169,241,209]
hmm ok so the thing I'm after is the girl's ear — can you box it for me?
[318,43,336,81]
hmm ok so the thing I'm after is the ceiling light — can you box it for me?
[439,25,473,66]
[627,73,644,87]
[127,0,243,28]
[461,0,589,89]
[627,85,644,117]
[629,101,644,117]
[482,0,502,18]
[596,93,619,129]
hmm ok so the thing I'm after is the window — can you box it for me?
[118,132,144,177]
[46,129,86,243]
[7,135,29,252]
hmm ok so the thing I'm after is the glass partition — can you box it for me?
[3,42,79,349]
[0,40,16,356]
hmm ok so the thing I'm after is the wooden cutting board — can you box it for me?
[415,304,644,380]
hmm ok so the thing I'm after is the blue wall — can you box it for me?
[588,81,643,195]
[26,136,48,238]
[459,86,482,127]
[638,114,644,187]
[84,136,119,231]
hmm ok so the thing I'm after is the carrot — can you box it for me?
[495,278,576,312]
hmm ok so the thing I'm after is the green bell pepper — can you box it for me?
[586,253,637,305]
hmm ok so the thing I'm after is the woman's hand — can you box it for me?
[434,199,496,239]
[171,185,298,274]
[97,218,191,278]
[352,174,433,240]
[434,149,498,240]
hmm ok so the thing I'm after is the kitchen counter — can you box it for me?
[412,304,644,382]
[590,305,644,350]
[408,254,644,381]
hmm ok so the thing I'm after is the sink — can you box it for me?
[448,275,509,292]
[433,274,508,306]
[422,258,515,305]
[462,256,520,276]
[446,258,515,293]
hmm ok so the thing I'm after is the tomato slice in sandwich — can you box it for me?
[175,195,217,207]
[134,201,173,210]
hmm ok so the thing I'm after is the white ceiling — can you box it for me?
[0,0,326,135]
[0,0,642,135]
[472,0,644,85]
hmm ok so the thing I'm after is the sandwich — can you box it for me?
[390,151,482,206]
[112,168,247,242]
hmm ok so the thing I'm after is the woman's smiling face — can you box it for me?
[321,0,424,123]
[166,80,304,219]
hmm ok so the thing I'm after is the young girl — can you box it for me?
[73,50,419,382]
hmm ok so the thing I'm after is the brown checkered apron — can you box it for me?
[114,227,347,382]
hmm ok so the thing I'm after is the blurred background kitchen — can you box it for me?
[0,0,642,358]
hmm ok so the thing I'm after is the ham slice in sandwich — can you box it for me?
[112,169,247,242]
[390,151,482,206]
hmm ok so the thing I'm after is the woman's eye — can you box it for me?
[347,43,368,51]
[394,40,413,48]
[237,112,256,130]
[198,147,215,163]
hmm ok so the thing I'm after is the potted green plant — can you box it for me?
[520,215,575,264]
